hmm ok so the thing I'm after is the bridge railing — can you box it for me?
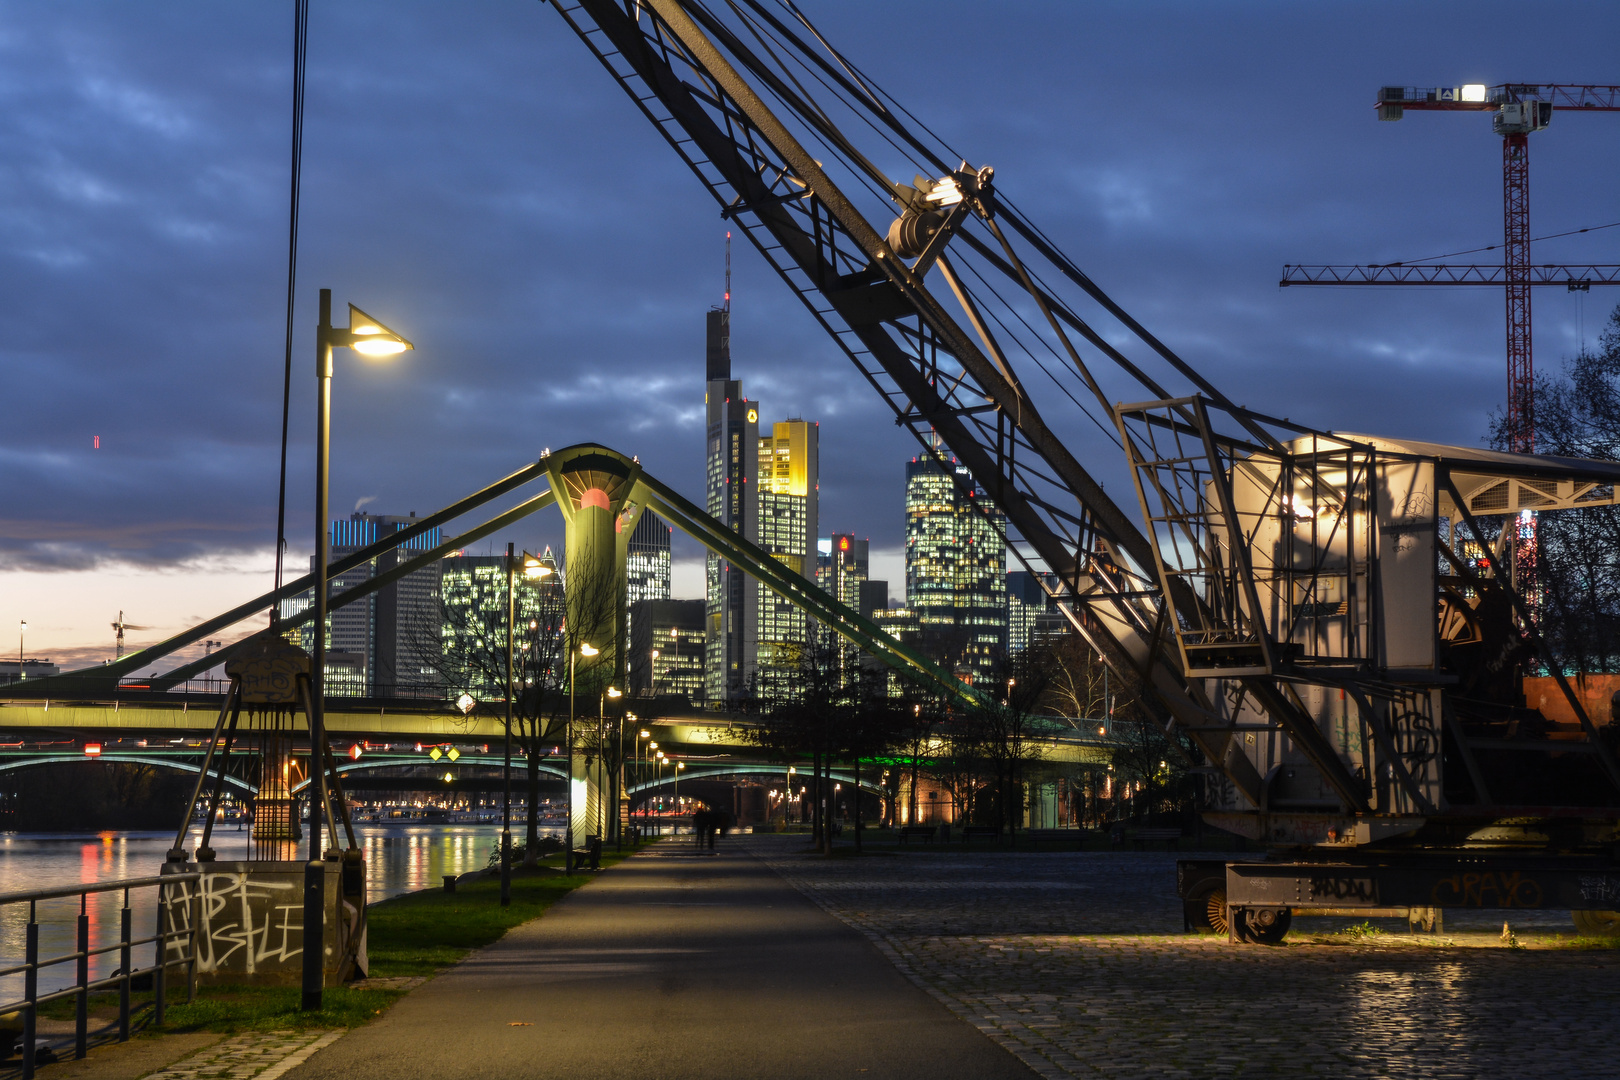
[0,873,199,1079]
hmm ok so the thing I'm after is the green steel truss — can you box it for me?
[8,445,981,709]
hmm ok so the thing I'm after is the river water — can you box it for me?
[0,823,557,1003]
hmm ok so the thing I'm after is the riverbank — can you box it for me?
[24,842,644,1076]
[166,847,640,1032]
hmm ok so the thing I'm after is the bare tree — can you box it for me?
[1037,632,1110,724]
[413,551,618,861]
[1489,302,1620,674]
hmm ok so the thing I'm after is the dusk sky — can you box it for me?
[3,1,1617,670]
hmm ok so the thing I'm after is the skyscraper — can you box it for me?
[824,533,868,612]
[1008,569,1064,653]
[626,512,672,650]
[439,548,560,699]
[757,419,818,691]
[630,598,706,704]
[705,303,758,706]
[296,512,444,697]
[904,444,1008,685]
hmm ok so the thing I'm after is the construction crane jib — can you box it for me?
[1373,83,1620,455]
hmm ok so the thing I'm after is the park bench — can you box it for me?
[960,825,1000,842]
[898,825,939,843]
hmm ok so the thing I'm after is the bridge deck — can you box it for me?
[0,697,1109,764]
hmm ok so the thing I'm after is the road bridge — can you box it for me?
[0,691,1111,820]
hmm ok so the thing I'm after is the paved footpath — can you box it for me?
[749,838,1620,1080]
[286,842,1035,1080]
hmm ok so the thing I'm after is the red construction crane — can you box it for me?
[1283,83,1620,454]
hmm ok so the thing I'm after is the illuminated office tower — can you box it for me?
[630,598,706,704]
[293,512,444,697]
[756,419,818,691]
[1008,570,1066,653]
[626,513,672,649]
[825,533,868,611]
[904,444,1008,685]
[439,547,560,699]
[705,304,758,706]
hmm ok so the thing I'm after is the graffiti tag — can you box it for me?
[1430,871,1543,909]
[1309,876,1379,904]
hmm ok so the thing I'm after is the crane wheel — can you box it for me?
[1203,887,1230,936]
[1240,906,1292,945]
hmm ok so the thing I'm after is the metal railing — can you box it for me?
[0,873,198,1079]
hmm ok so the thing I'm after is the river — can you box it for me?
[0,822,559,1003]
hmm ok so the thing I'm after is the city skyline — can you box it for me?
[4,2,1618,666]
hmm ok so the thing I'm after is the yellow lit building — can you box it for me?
[757,419,819,696]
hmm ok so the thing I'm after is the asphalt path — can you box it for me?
[289,840,1034,1080]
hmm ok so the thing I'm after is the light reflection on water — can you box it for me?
[0,823,558,1002]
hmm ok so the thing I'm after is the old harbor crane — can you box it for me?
[542,2,1620,940]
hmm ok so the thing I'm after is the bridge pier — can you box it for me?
[548,447,644,851]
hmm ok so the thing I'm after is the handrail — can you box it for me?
[0,873,199,1079]
[0,871,197,908]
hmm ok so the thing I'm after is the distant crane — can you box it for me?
[1283,83,1620,453]
[111,611,151,660]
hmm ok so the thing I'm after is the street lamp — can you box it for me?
[673,760,685,832]
[17,620,24,682]
[638,729,651,833]
[305,289,411,1012]
[656,751,667,831]
[786,765,795,824]
[597,686,621,842]
[500,544,520,908]
[567,642,598,874]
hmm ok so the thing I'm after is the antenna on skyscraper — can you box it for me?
[724,230,731,314]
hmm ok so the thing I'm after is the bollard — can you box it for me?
[443,875,457,893]
[75,904,89,1060]
[23,916,37,1080]
[118,902,132,1042]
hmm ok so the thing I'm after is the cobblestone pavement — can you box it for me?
[745,839,1620,1079]
[138,1030,344,1080]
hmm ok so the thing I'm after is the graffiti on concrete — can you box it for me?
[163,869,306,976]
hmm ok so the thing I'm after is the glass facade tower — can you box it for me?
[292,512,444,698]
[757,419,818,693]
[705,306,758,706]
[904,445,1008,686]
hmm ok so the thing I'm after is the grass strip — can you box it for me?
[141,845,641,1033]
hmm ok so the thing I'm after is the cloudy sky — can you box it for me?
[3,1,1617,669]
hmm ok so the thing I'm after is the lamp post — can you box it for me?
[598,686,621,843]
[306,290,410,1012]
[673,760,685,833]
[17,621,23,682]
[503,553,551,892]
[501,544,516,907]
[656,751,666,833]
[648,741,659,831]
[567,642,598,874]
[637,729,651,835]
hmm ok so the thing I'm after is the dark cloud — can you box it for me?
[3,1,1617,575]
